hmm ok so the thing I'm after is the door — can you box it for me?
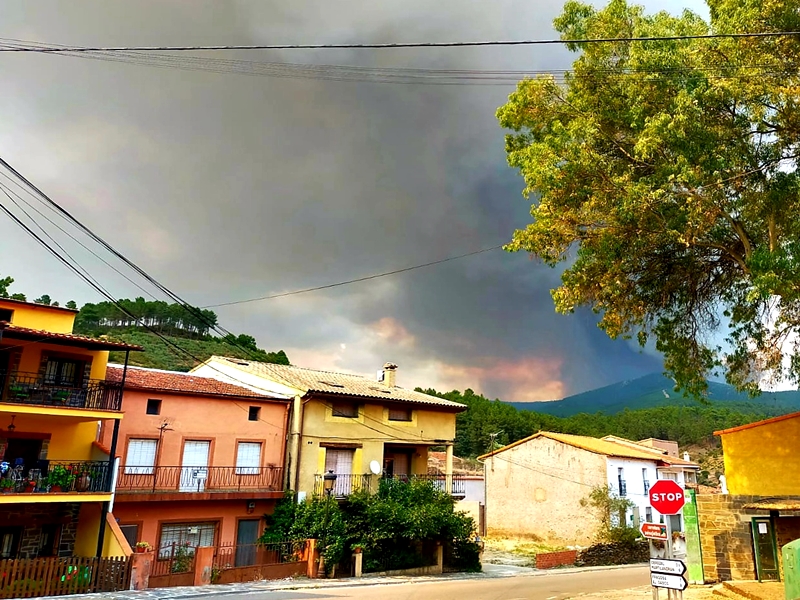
[235,519,260,567]
[752,517,780,581]
[180,441,210,491]
[324,449,353,495]
[0,527,21,558]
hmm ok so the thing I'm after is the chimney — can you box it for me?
[683,451,690,462]
[382,362,398,387]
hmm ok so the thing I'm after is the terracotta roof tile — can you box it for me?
[106,364,288,400]
[0,324,142,350]
[205,356,466,410]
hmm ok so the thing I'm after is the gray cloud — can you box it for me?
[0,0,698,400]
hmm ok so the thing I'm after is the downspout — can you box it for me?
[280,401,290,490]
[96,349,128,557]
[287,393,303,493]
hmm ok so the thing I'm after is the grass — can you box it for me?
[482,535,568,564]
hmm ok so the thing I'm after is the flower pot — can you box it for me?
[353,548,362,554]
[24,483,35,493]
[135,547,147,553]
[75,474,91,492]
[50,485,63,493]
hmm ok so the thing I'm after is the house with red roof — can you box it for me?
[97,364,290,568]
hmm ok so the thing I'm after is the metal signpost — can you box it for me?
[648,480,688,600]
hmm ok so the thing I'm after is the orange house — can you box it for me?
[98,365,290,554]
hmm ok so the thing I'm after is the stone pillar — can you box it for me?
[445,444,454,494]
[306,539,319,579]
[353,551,363,578]
[436,543,444,574]
[130,551,153,590]
[193,546,215,586]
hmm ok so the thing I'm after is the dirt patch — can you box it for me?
[482,536,570,567]
[568,584,715,599]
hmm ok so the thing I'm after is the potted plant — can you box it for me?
[75,468,92,492]
[351,543,364,555]
[0,479,14,493]
[135,541,152,553]
[47,465,76,492]
[23,479,36,493]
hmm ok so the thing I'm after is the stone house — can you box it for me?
[479,432,699,544]
[697,412,800,582]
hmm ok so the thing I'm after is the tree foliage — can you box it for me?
[419,387,769,458]
[582,485,638,543]
[498,0,800,397]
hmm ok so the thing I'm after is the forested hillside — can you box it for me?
[419,387,772,460]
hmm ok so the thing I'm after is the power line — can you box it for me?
[0,31,799,53]
[203,245,504,308]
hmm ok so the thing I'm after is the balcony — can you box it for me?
[313,473,372,498]
[617,480,628,497]
[402,474,467,496]
[116,465,284,495]
[0,371,123,412]
[0,460,112,495]
[643,480,651,494]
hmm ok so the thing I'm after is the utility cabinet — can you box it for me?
[782,538,800,600]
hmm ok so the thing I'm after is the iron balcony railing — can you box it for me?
[643,480,651,494]
[405,474,467,496]
[0,370,124,411]
[618,480,628,497]
[115,465,284,494]
[313,473,372,497]
[0,460,112,494]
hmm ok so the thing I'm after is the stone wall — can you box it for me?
[696,494,758,582]
[2,503,80,558]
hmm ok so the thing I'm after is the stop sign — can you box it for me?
[649,480,686,515]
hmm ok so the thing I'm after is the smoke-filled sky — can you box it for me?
[0,0,706,401]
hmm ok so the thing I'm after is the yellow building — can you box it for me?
[191,357,466,498]
[0,298,140,559]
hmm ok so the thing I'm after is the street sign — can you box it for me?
[640,522,668,540]
[651,572,688,591]
[649,480,686,515]
[650,558,686,576]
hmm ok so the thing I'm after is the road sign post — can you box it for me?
[647,481,688,600]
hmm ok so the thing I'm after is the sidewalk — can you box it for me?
[42,562,647,600]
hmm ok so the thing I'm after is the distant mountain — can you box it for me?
[510,373,800,417]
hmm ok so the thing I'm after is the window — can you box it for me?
[125,439,158,474]
[38,524,62,557]
[685,471,697,484]
[248,406,260,421]
[236,442,262,475]
[388,407,412,422]
[617,467,627,497]
[645,507,653,522]
[331,402,358,418]
[159,522,216,556]
[44,358,82,386]
[662,472,678,481]
[146,399,162,415]
[642,468,650,493]
[119,524,139,549]
[0,309,12,323]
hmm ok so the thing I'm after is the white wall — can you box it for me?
[462,476,484,504]
[605,457,659,527]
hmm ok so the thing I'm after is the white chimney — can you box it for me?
[683,451,690,462]
[382,362,398,387]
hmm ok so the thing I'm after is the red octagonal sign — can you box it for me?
[649,480,686,515]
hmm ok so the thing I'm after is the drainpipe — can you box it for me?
[287,394,303,492]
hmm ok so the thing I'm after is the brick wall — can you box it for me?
[696,494,758,582]
[535,550,577,569]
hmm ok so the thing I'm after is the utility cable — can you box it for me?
[203,245,504,308]
[0,30,798,53]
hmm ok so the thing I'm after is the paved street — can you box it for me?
[208,566,649,600]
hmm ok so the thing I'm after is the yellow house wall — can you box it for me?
[14,343,109,380]
[0,300,76,333]
[74,503,103,557]
[297,398,457,495]
[485,436,607,544]
[4,413,99,460]
[720,416,800,495]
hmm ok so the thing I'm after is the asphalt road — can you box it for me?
[217,565,650,600]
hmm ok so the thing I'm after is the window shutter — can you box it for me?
[236,442,262,475]
[125,439,157,474]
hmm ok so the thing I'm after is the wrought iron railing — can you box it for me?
[0,460,112,494]
[313,473,372,497]
[643,480,651,494]
[115,465,284,493]
[411,474,467,495]
[0,371,123,411]
[618,480,628,497]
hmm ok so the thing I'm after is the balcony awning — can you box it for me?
[742,498,800,511]
[0,324,142,351]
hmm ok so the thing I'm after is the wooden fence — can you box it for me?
[0,556,131,599]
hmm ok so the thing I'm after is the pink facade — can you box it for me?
[99,366,290,550]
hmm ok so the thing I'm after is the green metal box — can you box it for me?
[782,538,800,600]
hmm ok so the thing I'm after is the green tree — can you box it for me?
[498,0,800,397]
[65,300,77,310]
[33,294,52,306]
[0,275,13,298]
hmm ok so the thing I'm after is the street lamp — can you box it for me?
[320,470,338,577]
[323,469,337,497]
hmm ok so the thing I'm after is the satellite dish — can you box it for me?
[369,460,381,475]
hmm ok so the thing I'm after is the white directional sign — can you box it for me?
[651,572,688,591]
[650,558,686,576]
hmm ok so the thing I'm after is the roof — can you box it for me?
[742,498,800,511]
[479,431,698,467]
[206,356,467,410]
[0,297,79,313]
[601,435,699,468]
[0,324,143,351]
[106,364,288,400]
[714,411,800,436]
